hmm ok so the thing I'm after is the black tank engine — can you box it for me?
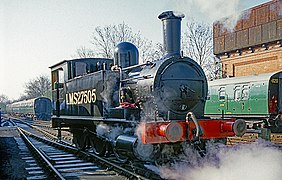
[50,11,245,162]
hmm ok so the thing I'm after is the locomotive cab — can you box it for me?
[50,58,115,118]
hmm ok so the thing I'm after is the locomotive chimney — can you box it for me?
[158,11,185,57]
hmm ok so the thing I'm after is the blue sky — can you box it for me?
[0,0,269,100]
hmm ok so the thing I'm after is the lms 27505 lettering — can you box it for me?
[66,89,96,105]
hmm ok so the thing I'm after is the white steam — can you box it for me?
[159,141,282,180]
[166,0,246,31]
[96,123,110,136]
[220,10,251,32]
[96,123,123,140]
[135,123,143,140]
[167,0,240,21]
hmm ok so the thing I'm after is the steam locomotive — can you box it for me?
[50,11,246,162]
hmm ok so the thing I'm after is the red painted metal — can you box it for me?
[139,121,185,144]
[221,121,234,132]
[187,120,236,140]
[139,119,237,144]
[156,122,184,142]
[269,95,278,113]
[120,102,138,109]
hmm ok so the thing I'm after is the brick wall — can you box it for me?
[213,0,282,55]
[221,43,282,77]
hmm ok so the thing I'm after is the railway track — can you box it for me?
[6,115,282,180]
[9,118,161,180]
[7,116,73,143]
[11,120,126,179]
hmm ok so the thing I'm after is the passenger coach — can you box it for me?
[7,97,52,120]
[204,71,282,131]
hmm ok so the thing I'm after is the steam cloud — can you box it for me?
[158,140,282,180]
[166,0,248,31]
[96,123,123,140]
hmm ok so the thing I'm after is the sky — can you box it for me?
[0,0,269,100]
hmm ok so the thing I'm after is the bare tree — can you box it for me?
[24,74,51,99]
[205,56,222,80]
[17,94,30,102]
[139,42,165,62]
[182,20,221,79]
[92,23,142,58]
[0,94,11,104]
[74,22,163,63]
[74,46,96,58]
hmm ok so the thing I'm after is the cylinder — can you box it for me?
[115,135,156,161]
[158,11,185,57]
[115,135,137,158]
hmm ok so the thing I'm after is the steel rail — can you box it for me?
[26,128,149,180]
[11,119,151,180]
[16,127,65,180]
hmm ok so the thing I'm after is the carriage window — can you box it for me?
[218,87,225,100]
[242,85,250,100]
[207,90,210,100]
[234,86,241,101]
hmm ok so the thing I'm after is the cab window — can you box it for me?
[75,62,87,76]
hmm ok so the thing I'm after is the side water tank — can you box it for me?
[114,42,139,68]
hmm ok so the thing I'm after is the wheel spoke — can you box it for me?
[112,146,128,163]
[72,130,86,150]
[89,136,106,156]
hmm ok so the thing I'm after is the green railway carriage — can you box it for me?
[204,71,282,129]
[0,103,6,113]
[6,97,52,120]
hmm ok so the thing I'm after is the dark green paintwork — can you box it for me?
[204,72,281,118]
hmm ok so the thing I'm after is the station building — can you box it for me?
[214,0,282,77]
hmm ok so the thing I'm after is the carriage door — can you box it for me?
[218,87,227,114]
[269,74,280,115]
[279,73,282,113]
[241,85,250,115]
[35,99,46,119]
[39,99,48,114]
